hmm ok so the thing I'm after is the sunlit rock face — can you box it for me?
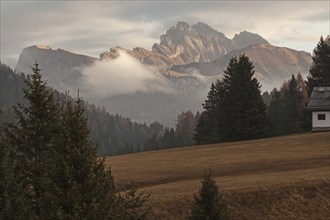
[151,21,232,65]
[100,22,271,69]
[152,22,269,65]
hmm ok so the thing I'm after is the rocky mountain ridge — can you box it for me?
[101,21,270,67]
[152,22,269,65]
[14,21,312,126]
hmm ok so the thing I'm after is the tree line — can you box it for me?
[148,35,329,147]
[193,35,329,144]
[0,62,196,156]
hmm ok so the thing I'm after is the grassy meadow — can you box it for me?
[105,132,330,219]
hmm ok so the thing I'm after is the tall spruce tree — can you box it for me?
[3,63,62,218]
[221,54,269,141]
[51,97,117,219]
[194,81,223,144]
[267,74,305,135]
[195,54,269,143]
[306,35,330,95]
[189,170,228,220]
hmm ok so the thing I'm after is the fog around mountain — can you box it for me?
[14,21,312,126]
[81,50,173,98]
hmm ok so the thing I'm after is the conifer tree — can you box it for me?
[297,73,312,131]
[281,75,304,134]
[116,182,151,220]
[194,112,211,145]
[221,54,269,141]
[267,89,284,136]
[51,97,117,219]
[194,81,223,144]
[0,124,27,219]
[195,54,269,143]
[3,63,62,218]
[306,35,330,95]
[268,75,305,135]
[189,170,228,220]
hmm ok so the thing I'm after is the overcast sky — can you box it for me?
[1,1,329,68]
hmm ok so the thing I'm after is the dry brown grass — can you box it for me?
[105,132,330,219]
[226,179,330,220]
[146,179,330,220]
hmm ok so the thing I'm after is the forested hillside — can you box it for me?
[0,62,174,155]
[0,63,151,219]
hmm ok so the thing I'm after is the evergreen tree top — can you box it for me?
[306,35,330,95]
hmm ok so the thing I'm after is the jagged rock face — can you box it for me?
[100,22,270,68]
[15,45,97,92]
[152,21,236,65]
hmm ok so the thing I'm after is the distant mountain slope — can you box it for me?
[15,45,98,92]
[170,44,312,90]
[233,30,269,49]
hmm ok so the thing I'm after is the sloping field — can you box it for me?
[105,132,330,219]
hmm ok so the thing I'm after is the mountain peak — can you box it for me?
[233,31,269,49]
[192,22,226,39]
[193,22,214,30]
[35,45,52,50]
[152,21,236,64]
[176,21,190,30]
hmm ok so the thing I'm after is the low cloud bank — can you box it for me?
[81,50,172,98]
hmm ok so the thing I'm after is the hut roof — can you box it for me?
[307,87,330,111]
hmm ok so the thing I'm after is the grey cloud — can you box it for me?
[303,10,330,22]
[1,0,328,68]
